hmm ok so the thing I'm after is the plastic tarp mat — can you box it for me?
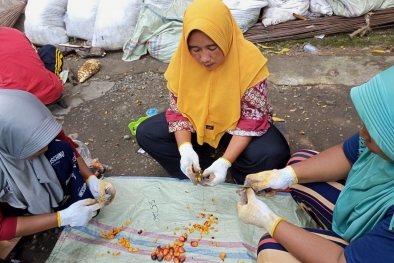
[324,0,394,17]
[47,177,318,263]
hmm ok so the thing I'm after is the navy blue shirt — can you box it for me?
[45,140,94,211]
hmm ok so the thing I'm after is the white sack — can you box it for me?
[92,0,142,50]
[122,0,189,63]
[310,0,333,15]
[224,0,268,10]
[262,0,309,27]
[144,0,174,10]
[24,0,68,45]
[65,0,100,41]
[324,0,394,17]
[223,0,268,32]
[123,0,265,63]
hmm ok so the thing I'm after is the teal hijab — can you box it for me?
[332,66,394,242]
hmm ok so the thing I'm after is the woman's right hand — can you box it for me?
[178,142,200,185]
[58,199,104,227]
[244,166,298,191]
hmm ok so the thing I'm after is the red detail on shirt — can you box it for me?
[0,27,63,105]
[165,79,272,136]
[56,130,80,158]
[0,203,17,241]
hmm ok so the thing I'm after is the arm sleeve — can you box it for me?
[55,130,81,158]
[228,79,272,136]
[342,132,362,164]
[0,203,17,241]
[165,92,195,133]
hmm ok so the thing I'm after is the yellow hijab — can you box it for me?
[164,0,269,148]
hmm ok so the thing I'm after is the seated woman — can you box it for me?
[136,0,290,186]
[0,27,65,107]
[238,65,394,262]
[0,90,116,241]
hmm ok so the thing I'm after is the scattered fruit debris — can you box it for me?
[190,241,199,247]
[100,225,124,239]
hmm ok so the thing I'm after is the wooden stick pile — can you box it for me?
[244,8,394,43]
[0,0,26,28]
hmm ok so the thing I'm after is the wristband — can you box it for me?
[178,141,191,150]
[271,218,287,237]
[220,157,232,167]
[57,211,61,227]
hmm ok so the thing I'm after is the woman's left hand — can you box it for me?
[86,176,116,205]
[201,158,231,186]
[237,188,283,236]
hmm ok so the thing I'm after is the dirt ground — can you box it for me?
[6,38,393,262]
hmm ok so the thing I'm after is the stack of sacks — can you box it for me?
[25,0,142,51]
[262,0,310,27]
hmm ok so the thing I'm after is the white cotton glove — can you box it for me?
[178,142,200,185]
[86,176,116,205]
[201,157,231,187]
[237,188,285,237]
[57,198,104,227]
[244,166,298,192]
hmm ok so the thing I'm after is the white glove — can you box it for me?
[58,199,104,227]
[244,166,298,192]
[237,188,285,236]
[86,176,116,205]
[179,142,200,185]
[201,157,231,187]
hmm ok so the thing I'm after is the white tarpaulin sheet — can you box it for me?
[47,177,318,263]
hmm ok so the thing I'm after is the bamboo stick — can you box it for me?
[244,8,394,43]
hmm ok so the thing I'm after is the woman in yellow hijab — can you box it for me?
[136,0,290,185]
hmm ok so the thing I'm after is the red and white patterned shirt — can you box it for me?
[165,79,272,137]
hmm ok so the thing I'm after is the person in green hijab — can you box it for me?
[237,65,394,263]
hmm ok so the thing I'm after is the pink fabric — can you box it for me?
[0,27,63,105]
[56,130,81,158]
[166,79,272,136]
[0,203,17,241]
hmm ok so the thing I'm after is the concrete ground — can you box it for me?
[6,44,394,262]
[53,51,394,178]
